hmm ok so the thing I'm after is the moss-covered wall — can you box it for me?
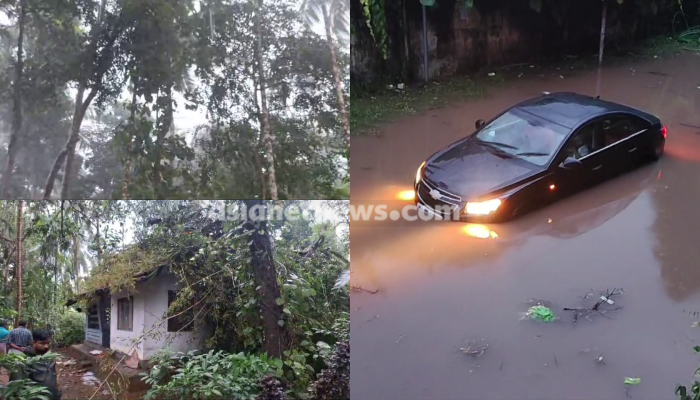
[351,0,699,86]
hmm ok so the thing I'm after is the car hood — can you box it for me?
[424,137,540,199]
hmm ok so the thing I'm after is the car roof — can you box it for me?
[513,92,659,129]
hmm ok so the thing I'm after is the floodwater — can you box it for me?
[350,52,700,400]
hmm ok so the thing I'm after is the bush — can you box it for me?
[54,310,85,347]
[308,342,349,400]
[144,350,279,400]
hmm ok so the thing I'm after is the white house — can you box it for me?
[73,266,202,363]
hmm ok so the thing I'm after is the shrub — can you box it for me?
[54,310,86,347]
[144,350,279,400]
[308,342,349,400]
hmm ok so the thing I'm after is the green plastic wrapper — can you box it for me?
[624,377,641,385]
[527,305,554,322]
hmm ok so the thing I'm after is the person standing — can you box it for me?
[0,321,9,355]
[9,329,61,400]
[7,320,33,354]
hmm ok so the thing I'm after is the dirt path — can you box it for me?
[54,348,114,400]
[1,348,137,400]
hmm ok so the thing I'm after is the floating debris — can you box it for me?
[525,305,555,322]
[624,377,641,385]
[459,339,489,358]
[565,288,624,324]
[527,298,553,308]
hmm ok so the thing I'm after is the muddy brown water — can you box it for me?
[350,52,700,400]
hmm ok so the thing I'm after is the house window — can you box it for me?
[87,304,100,329]
[167,290,194,332]
[117,297,133,331]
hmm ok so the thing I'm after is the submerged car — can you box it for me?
[414,92,666,222]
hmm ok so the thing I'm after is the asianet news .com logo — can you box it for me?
[348,203,461,221]
[223,201,461,222]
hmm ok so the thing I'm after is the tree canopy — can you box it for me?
[0,0,350,200]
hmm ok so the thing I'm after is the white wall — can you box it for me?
[110,288,146,360]
[110,271,201,361]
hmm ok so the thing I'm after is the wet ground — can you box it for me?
[0,348,147,400]
[350,51,700,400]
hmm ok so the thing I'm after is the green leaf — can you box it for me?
[275,298,285,306]
[693,345,700,353]
[283,308,291,315]
[691,321,700,328]
[273,359,283,369]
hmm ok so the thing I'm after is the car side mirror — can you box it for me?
[560,157,583,169]
[475,119,485,130]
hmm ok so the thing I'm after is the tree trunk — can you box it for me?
[43,0,111,199]
[15,200,23,323]
[153,88,174,199]
[322,3,350,146]
[596,0,608,97]
[122,90,136,199]
[254,152,267,200]
[254,0,278,200]
[243,200,288,358]
[95,216,101,265]
[43,85,96,199]
[1,0,27,198]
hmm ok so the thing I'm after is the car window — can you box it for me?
[628,115,650,133]
[601,115,633,146]
[563,121,600,160]
[475,109,570,166]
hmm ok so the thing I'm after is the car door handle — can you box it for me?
[628,147,637,153]
[592,165,602,171]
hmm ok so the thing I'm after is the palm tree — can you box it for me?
[301,0,350,146]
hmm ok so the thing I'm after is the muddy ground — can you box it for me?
[350,51,700,399]
[0,348,144,400]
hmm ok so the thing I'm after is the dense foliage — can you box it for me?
[0,200,349,399]
[0,0,349,199]
[53,310,86,348]
[0,353,60,400]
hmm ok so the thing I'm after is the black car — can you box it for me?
[414,92,666,222]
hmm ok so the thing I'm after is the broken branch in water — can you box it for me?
[351,285,379,294]
[564,288,623,324]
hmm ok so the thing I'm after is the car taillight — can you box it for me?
[661,125,667,138]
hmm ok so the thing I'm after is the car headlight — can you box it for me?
[415,161,426,184]
[465,199,502,215]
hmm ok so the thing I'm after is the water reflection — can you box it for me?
[651,154,700,302]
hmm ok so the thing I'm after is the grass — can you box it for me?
[350,74,499,134]
[350,34,700,135]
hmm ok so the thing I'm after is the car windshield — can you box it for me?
[475,109,570,166]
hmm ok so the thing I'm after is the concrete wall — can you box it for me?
[350,0,695,85]
[110,288,146,359]
[141,272,200,360]
[110,271,201,361]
